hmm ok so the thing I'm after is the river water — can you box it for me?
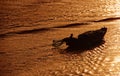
[0,0,120,76]
[1,0,120,34]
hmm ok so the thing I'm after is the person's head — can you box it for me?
[62,34,73,42]
[101,27,107,31]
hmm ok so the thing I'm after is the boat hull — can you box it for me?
[63,27,107,50]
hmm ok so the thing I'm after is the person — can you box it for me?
[62,34,78,49]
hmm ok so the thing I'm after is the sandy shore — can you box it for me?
[0,21,120,76]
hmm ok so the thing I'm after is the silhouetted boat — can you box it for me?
[52,27,107,50]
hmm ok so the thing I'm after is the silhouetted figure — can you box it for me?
[62,34,78,49]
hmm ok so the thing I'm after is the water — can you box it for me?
[0,0,120,76]
[1,0,120,34]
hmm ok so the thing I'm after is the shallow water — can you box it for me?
[0,0,120,76]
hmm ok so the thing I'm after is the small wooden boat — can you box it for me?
[52,27,107,50]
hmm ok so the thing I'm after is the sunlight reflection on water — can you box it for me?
[113,56,120,63]
[103,0,120,17]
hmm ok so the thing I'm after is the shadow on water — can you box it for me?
[64,40,105,54]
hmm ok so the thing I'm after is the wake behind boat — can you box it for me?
[52,27,107,50]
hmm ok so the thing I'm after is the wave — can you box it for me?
[0,28,50,38]
[16,28,50,34]
[92,17,120,22]
[53,17,120,28]
[1,17,120,39]
[53,23,89,28]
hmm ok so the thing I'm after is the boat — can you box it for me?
[52,27,107,50]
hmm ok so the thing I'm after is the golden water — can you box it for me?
[0,0,120,76]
